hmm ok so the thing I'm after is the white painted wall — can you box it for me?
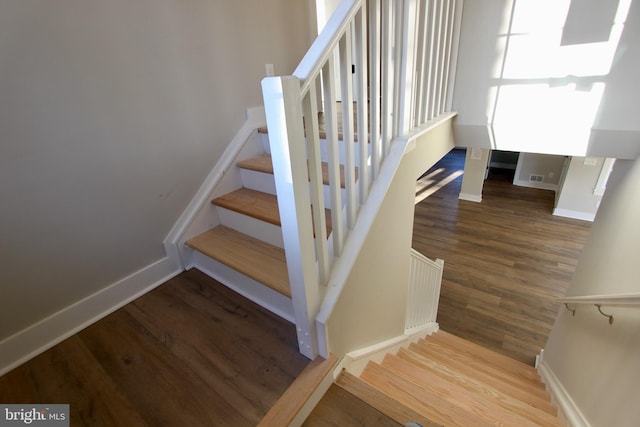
[544,157,640,426]
[553,156,605,221]
[452,0,640,158]
[0,0,311,341]
[326,120,455,355]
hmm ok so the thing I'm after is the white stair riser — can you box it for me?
[216,207,284,248]
[240,169,277,195]
[261,132,371,165]
[239,168,348,210]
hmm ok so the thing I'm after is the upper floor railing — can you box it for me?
[262,0,462,358]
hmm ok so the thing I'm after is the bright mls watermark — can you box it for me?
[1,405,68,426]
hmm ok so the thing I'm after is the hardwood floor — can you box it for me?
[412,149,592,365]
[303,384,402,426]
[0,269,309,426]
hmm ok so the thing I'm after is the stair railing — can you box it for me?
[559,293,640,325]
[262,0,462,358]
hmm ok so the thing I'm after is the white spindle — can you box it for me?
[322,60,344,256]
[428,0,438,120]
[354,4,369,203]
[381,0,394,157]
[369,0,381,180]
[392,0,404,136]
[437,0,452,115]
[441,0,457,113]
[339,29,357,229]
[302,85,330,285]
[433,0,445,116]
[414,0,429,126]
[398,0,420,134]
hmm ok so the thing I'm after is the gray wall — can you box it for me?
[544,157,640,426]
[0,0,311,340]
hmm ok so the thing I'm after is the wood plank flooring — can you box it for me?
[0,269,309,426]
[303,384,402,426]
[412,149,592,365]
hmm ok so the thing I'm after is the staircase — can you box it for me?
[321,330,564,427]
[185,146,340,302]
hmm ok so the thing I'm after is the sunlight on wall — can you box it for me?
[489,0,631,155]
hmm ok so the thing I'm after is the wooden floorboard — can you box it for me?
[412,148,591,365]
[0,269,309,426]
[303,384,402,426]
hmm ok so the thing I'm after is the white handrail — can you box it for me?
[294,0,361,95]
[558,293,640,306]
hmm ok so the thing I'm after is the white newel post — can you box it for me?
[262,76,321,359]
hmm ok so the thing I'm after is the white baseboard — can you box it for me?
[0,257,180,376]
[552,208,596,222]
[458,192,482,202]
[513,179,558,192]
[538,359,592,427]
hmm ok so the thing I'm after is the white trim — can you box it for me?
[458,192,482,202]
[552,208,595,222]
[538,359,592,427]
[163,106,266,269]
[0,258,180,376]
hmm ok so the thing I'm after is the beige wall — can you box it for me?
[544,157,640,426]
[0,0,311,340]
[326,120,455,355]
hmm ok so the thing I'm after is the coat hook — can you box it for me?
[595,304,614,325]
[564,303,576,316]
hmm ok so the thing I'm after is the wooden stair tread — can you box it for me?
[430,330,540,382]
[380,354,546,427]
[213,188,280,226]
[237,154,357,189]
[407,342,554,412]
[412,340,550,400]
[258,353,338,427]
[336,371,442,427]
[359,361,493,427]
[397,348,560,424]
[212,188,332,237]
[185,226,290,297]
